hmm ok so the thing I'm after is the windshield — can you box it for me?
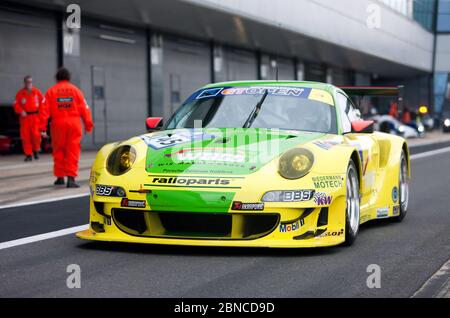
[166,86,337,133]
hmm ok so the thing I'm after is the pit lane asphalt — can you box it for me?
[0,146,449,297]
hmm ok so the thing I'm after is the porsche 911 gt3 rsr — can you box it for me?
[77,81,410,248]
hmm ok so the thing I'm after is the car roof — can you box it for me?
[202,80,337,94]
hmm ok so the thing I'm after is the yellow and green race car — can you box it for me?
[77,81,410,248]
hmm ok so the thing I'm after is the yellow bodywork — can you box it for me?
[77,130,409,248]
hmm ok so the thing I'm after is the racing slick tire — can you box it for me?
[393,151,409,222]
[343,160,360,246]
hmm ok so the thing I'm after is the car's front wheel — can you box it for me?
[343,160,360,246]
[393,151,409,222]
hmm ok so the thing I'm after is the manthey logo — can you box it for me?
[167,149,245,163]
[141,126,301,166]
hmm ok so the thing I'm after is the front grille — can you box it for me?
[112,209,279,240]
[159,213,232,238]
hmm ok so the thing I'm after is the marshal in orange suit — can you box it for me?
[40,68,94,188]
[14,75,45,161]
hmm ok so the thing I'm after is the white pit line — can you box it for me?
[0,146,449,251]
[410,146,450,160]
[0,193,89,210]
[0,225,88,251]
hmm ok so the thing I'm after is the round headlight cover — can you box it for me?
[107,145,137,176]
[279,148,314,180]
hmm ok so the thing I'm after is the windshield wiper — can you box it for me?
[243,90,269,128]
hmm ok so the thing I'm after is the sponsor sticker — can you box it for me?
[308,88,334,105]
[141,132,215,150]
[192,86,334,105]
[150,176,232,186]
[121,198,146,208]
[279,219,305,233]
[282,190,315,202]
[392,187,399,203]
[312,176,344,189]
[95,185,126,197]
[196,88,223,99]
[393,206,400,216]
[221,86,311,98]
[231,201,264,211]
[313,192,332,206]
[96,185,114,196]
[376,208,389,218]
[317,229,344,238]
[174,149,245,163]
[262,190,315,202]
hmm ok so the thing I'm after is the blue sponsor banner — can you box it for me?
[192,86,313,101]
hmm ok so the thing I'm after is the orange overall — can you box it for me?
[40,80,94,178]
[14,87,44,156]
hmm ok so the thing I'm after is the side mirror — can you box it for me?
[146,117,163,132]
[351,120,375,134]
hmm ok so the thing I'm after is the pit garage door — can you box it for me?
[159,37,211,119]
[0,8,57,105]
[80,21,148,147]
[274,57,296,81]
[331,67,354,86]
[305,62,326,82]
[260,55,296,81]
[221,47,258,82]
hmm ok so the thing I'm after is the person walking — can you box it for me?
[13,75,45,161]
[40,67,94,188]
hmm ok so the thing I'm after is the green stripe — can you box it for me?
[147,190,235,213]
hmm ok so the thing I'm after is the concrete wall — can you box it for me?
[183,0,434,72]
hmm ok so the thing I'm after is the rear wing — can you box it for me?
[340,86,404,110]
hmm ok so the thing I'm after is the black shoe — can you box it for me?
[24,156,32,162]
[54,177,65,185]
[33,151,40,160]
[67,177,80,188]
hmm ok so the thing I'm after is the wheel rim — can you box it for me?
[346,165,360,234]
[400,154,409,211]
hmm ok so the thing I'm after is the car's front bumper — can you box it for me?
[76,194,347,248]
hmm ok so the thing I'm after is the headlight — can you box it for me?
[398,125,406,133]
[444,119,450,127]
[107,145,137,176]
[278,148,314,180]
[418,125,425,133]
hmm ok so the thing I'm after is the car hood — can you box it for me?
[139,128,325,175]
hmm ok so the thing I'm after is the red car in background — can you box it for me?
[0,105,51,155]
[0,135,12,154]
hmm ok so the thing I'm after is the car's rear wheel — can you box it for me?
[393,151,409,222]
[343,160,360,246]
